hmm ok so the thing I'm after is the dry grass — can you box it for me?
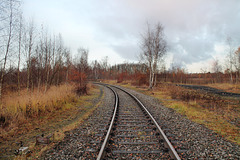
[166,101,239,144]
[29,86,103,158]
[107,80,240,145]
[156,84,240,144]
[0,84,77,134]
[0,83,103,159]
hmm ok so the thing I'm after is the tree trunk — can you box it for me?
[0,1,13,100]
[236,72,238,84]
[57,69,60,85]
[66,67,69,84]
[38,76,41,93]
[27,61,30,92]
[154,73,157,87]
[45,64,49,93]
[26,21,34,93]
[149,70,153,89]
[37,55,42,93]
[18,15,22,95]
[230,72,233,83]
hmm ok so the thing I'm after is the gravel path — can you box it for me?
[117,85,240,159]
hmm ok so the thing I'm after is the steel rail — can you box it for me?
[96,85,119,160]
[112,85,181,160]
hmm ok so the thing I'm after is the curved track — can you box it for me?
[96,83,181,160]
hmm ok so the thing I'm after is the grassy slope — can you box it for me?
[0,84,103,159]
[106,80,240,145]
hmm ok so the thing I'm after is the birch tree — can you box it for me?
[17,13,23,95]
[44,34,51,93]
[226,37,234,83]
[234,47,240,83]
[64,48,71,83]
[0,0,20,99]
[78,47,88,86]
[23,19,35,93]
[212,59,222,83]
[140,23,167,89]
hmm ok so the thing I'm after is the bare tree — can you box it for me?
[233,47,240,83]
[78,48,88,70]
[0,0,20,99]
[17,13,23,95]
[44,34,52,93]
[77,47,89,86]
[0,1,74,97]
[64,48,71,83]
[140,23,167,89]
[101,56,109,70]
[101,56,109,79]
[36,25,45,92]
[55,34,64,85]
[212,59,222,73]
[92,60,99,80]
[211,59,222,83]
[226,37,234,83]
[23,18,35,92]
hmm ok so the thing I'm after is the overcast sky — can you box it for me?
[22,0,240,72]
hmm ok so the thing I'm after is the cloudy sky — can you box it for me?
[22,0,240,72]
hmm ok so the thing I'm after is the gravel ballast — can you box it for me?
[105,88,172,159]
[44,85,115,159]
[44,84,240,159]
[118,85,240,159]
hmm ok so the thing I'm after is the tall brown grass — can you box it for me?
[0,84,77,131]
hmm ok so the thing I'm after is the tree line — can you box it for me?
[1,0,239,99]
[1,0,169,96]
[0,0,91,98]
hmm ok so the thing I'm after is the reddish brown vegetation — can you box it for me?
[157,70,240,84]
[69,68,88,95]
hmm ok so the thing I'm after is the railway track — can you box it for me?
[96,83,181,160]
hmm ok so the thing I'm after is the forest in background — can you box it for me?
[1,1,240,97]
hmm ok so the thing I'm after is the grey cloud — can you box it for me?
[28,0,240,69]
[162,0,240,65]
[110,44,140,61]
[88,0,240,65]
